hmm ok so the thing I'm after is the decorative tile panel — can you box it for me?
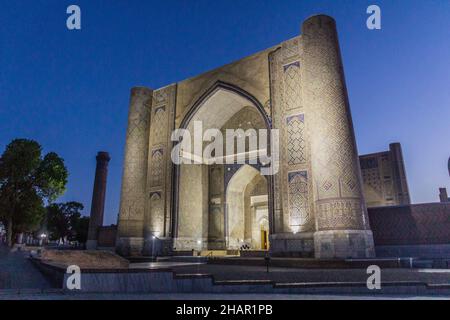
[286,114,306,165]
[150,148,164,187]
[288,171,310,227]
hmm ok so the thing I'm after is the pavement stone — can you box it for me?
[0,243,52,290]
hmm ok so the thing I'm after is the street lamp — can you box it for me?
[151,234,160,261]
[39,233,47,246]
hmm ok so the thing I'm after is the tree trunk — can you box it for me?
[7,216,13,247]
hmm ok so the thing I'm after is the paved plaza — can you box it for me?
[0,244,52,290]
[1,292,449,300]
[1,244,449,299]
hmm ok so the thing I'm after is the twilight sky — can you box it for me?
[1,0,449,225]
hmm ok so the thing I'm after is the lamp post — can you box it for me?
[197,239,202,256]
[152,235,160,261]
[39,233,47,246]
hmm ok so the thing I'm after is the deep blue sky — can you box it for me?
[1,0,449,225]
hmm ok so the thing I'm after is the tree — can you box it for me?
[13,189,46,234]
[73,216,89,243]
[0,139,68,247]
[47,201,84,242]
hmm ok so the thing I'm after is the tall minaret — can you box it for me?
[302,15,375,258]
[86,151,111,250]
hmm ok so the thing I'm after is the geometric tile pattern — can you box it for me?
[154,90,168,105]
[283,61,301,111]
[150,148,164,187]
[149,191,164,235]
[151,85,177,238]
[288,171,310,227]
[282,38,301,60]
[316,198,363,231]
[302,17,367,230]
[119,88,152,222]
[286,114,306,165]
[152,106,166,144]
[268,49,285,226]
[269,41,314,234]
[268,49,283,130]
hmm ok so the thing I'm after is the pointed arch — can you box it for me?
[171,81,275,243]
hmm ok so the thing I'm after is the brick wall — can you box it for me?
[368,203,450,246]
[97,226,117,247]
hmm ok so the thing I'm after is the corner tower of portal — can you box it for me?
[301,15,375,258]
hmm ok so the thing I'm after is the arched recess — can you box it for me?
[171,81,275,249]
[226,164,268,249]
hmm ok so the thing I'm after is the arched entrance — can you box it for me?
[226,164,269,250]
[172,82,274,251]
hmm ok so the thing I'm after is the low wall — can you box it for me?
[29,258,65,288]
[368,202,450,246]
[368,202,450,259]
[376,244,450,259]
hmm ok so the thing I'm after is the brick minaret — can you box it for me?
[86,151,111,250]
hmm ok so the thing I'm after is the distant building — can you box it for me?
[359,143,411,208]
[439,188,449,203]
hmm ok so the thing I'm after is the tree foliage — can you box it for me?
[47,201,87,242]
[0,139,68,246]
[73,216,90,243]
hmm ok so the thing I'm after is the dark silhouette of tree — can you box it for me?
[73,216,90,243]
[0,139,68,247]
[47,202,86,242]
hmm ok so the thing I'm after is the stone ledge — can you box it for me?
[30,258,450,295]
[274,281,424,288]
[174,273,212,279]
[207,256,404,268]
[214,280,273,286]
[32,258,188,274]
